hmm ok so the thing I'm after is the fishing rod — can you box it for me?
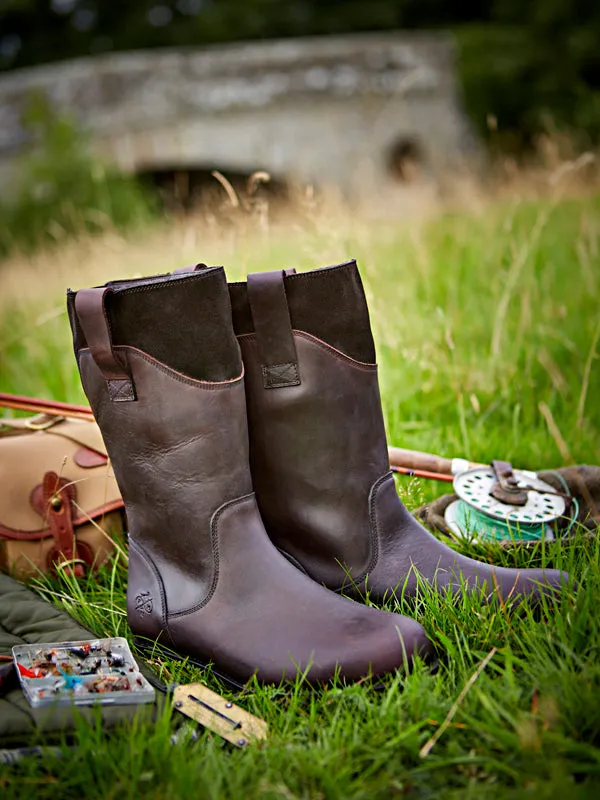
[0,392,94,422]
[1,392,573,543]
[388,447,483,483]
[0,393,481,479]
[389,446,573,543]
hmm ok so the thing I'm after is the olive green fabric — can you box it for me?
[0,573,158,747]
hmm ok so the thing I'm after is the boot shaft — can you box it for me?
[68,268,253,615]
[229,261,391,588]
[230,261,568,602]
[229,260,377,365]
[68,268,241,382]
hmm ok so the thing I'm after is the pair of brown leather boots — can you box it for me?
[68,260,568,685]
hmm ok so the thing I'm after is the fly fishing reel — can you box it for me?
[444,460,567,543]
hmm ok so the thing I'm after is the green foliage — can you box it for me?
[0,95,157,259]
[455,24,600,150]
[5,533,597,800]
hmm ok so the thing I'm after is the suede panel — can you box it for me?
[67,268,241,382]
[229,260,376,364]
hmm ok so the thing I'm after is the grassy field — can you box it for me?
[1,191,599,798]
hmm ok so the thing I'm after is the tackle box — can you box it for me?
[12,637,155,708]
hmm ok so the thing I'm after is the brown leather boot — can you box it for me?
[228,261,569,603]
[67,267,432,684]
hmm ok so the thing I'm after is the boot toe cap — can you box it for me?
[510,567,571,600]
[333,610,434,681]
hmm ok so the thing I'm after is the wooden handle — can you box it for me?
[388,446,454,475]
[0,392,484,484]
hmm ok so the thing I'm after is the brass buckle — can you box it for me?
[25,414,64,431]
[55,558,87,572]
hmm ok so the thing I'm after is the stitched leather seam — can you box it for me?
[227,258,356,286]
[129,537,170,636]
[237,330,377,371]
[108,378,136,402]
[293,331,376,370]
[362,471,394,580]
[112,268,223,298]
[121,347,244,389]
[284,260,357,282]
[80,346,244,390]
[262,362,301,388]
[228,263,355,290]
[168,492,255,618]
[328,471,389,593]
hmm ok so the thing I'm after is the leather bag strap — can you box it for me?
[0,392,93,420]
[247,270,301,389]
[74,288,136,402]
[37,471,85,578]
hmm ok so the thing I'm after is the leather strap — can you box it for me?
[0,391,93,421]
[36,471,85,578]
[75,288,136,402]
[247,270,300,389]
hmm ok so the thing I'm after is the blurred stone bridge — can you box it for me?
[0,32,478,203]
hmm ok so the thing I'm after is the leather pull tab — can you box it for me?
[172,263,209,274]
[75,288,136,402]
[247,270,300,389]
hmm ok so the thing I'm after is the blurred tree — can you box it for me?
[2,0,482,70]
[1,0,599,149]
[456,0,600,148]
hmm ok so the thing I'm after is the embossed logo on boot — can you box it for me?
[135,591,153,616]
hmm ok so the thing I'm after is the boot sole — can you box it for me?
[133,635,439,692]
[132,636,246,692]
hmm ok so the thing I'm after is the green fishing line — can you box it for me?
[453,490,579,543]
[453,500,546,542]
[450,466,579,543]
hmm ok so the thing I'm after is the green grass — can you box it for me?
[1,193,600,798]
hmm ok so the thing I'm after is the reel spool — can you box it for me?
[444,463,567,544]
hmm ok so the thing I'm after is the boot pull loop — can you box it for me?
[172,263,209,274]
[247,270,301,389]
[74,288,136,402]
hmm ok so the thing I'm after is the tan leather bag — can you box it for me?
[0,412,124,579]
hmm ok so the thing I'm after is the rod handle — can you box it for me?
[388,447,454,475]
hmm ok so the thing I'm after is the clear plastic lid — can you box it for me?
[12,637,155,708]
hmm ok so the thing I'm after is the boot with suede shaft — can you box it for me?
[228,260,569,602]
